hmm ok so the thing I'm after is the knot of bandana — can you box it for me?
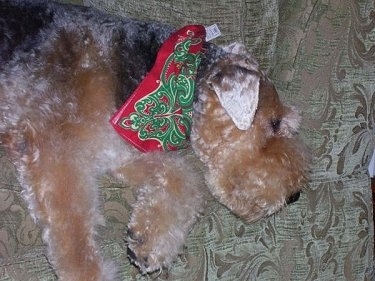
[110,25,206,152]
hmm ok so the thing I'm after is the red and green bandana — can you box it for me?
[110,25,206,152]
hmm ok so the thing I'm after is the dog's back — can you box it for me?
[0,1,174,133]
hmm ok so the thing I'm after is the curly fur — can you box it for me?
[0,1,310,280]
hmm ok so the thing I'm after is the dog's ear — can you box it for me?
[222,43,259,69]
[207,64,260,130]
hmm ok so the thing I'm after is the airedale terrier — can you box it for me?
[0,1,310,280]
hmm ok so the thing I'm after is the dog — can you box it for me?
[0,1,310,280]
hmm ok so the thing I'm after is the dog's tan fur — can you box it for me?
[0,1,309,280]
[192,55,308,222]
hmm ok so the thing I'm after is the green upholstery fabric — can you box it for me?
[0,0,374,280]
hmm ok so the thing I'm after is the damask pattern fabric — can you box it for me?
[0,0,374,280]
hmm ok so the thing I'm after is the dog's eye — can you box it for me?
[270,118,281,133]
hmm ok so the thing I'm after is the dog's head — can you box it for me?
[191,43,310,223]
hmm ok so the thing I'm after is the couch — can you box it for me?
[0,0,374,280]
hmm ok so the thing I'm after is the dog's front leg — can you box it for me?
[114,152,204,273]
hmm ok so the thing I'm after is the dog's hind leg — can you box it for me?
[7,124,115,281]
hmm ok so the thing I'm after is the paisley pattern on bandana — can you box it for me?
[110,26,205,152]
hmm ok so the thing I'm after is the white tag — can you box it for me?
[205,24,221,41]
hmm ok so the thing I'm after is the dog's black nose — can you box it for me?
[286,191,300,205]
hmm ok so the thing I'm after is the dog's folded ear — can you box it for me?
[207,61,260,130]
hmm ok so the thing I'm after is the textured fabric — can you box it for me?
[84,0,279,71]
[270,1,375,280]
[111,25,205,152]
[0,0,374,280]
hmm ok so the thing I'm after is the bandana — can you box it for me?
[110,25,206,152]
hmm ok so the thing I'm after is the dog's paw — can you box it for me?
[126,218,185,273]
[126,189,202,273]
[123,154,204,273]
